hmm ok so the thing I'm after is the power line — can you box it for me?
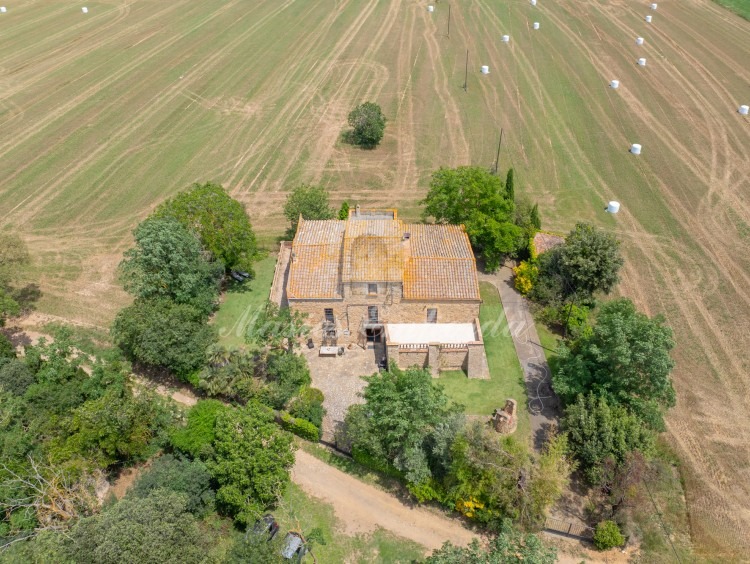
[643,476,683,564]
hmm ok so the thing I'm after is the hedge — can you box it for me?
[277,411,320,442]
[351,447,404,480]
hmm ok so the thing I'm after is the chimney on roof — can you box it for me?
[355,204,360,217]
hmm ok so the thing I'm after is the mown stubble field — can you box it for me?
[1,0,749,557]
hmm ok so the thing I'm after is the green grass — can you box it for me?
[436,282,529,440]
[274,483,426,562]
[712,0,750,20]
[628,439,696,564]
[534,317,562,373]
[212,255,277,348]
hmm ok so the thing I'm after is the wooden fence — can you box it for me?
[544,517,593,539]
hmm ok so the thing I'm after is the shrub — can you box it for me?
[407,479,446,504]
[351,446,404,480]
[278,411,320,442]
[129,455,215,517]
[513,260,538,295]
[0,359,35,396]
[264,352,311,409]
[170,400,229,460]
[538,303,590,337]
[288,386,325,430]
[593,520,625,550]
[0,333,16,359]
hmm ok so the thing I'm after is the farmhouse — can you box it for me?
[271,208,489,378]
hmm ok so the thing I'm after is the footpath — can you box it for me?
[478,262,560,451]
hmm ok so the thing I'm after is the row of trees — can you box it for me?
[112,182,259,379]
[343,365,573,531]
[108,182,324,437]
[513,221,676,547]
[282,166,541,274]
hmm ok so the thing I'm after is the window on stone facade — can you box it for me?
[426,308,438,323]
[368,306,379,323]
[324,308,334,323]
[368,283,378,295]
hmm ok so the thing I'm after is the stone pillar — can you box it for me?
[466,344,490,379]
[386,344,399,369]
[428,344,440,378]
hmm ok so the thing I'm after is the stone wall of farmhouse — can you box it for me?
[439,348,468,371]
[396,349,429,369]
[288,298,480,342]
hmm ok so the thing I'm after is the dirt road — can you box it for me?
[127,370,476,552]
[291,450,477,552]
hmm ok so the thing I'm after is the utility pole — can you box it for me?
[447,4,451,38]
[493,128,504,174]
[463,49,469,92]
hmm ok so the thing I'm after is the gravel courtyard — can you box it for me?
[302,345,379,444]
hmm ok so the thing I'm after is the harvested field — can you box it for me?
[1,0,749,557]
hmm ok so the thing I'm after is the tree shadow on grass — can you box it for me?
[13,283,42,315]
[339,130,379,150]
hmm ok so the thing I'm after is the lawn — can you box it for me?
[212,255,277,348]
[273,483,426,563]
[534,317,562,372]
[436,282,528,441]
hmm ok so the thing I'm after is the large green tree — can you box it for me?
[118,217,221,314]
[282,184,335,237]
[209,402,296,525]
[111,299,217,378]
[562,394,656,485]
[155,182,259,274]
[66,489,208,564]
[422,166,525,271]
[534,223,623,304]
[347,101,387,147]
[553,298,676,430]
[345,365,463,484]
[425,519,556,564]
[62,387,174,467]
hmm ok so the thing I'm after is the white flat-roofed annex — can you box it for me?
[385,323,477,344]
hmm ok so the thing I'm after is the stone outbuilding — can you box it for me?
[270,208,489,378]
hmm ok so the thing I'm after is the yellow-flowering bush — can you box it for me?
[456,497,485,518]
[513,260,538,295]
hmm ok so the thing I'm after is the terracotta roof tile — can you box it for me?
[532,232,565,255]
[403,258,480,300]
[286,215,480,301]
